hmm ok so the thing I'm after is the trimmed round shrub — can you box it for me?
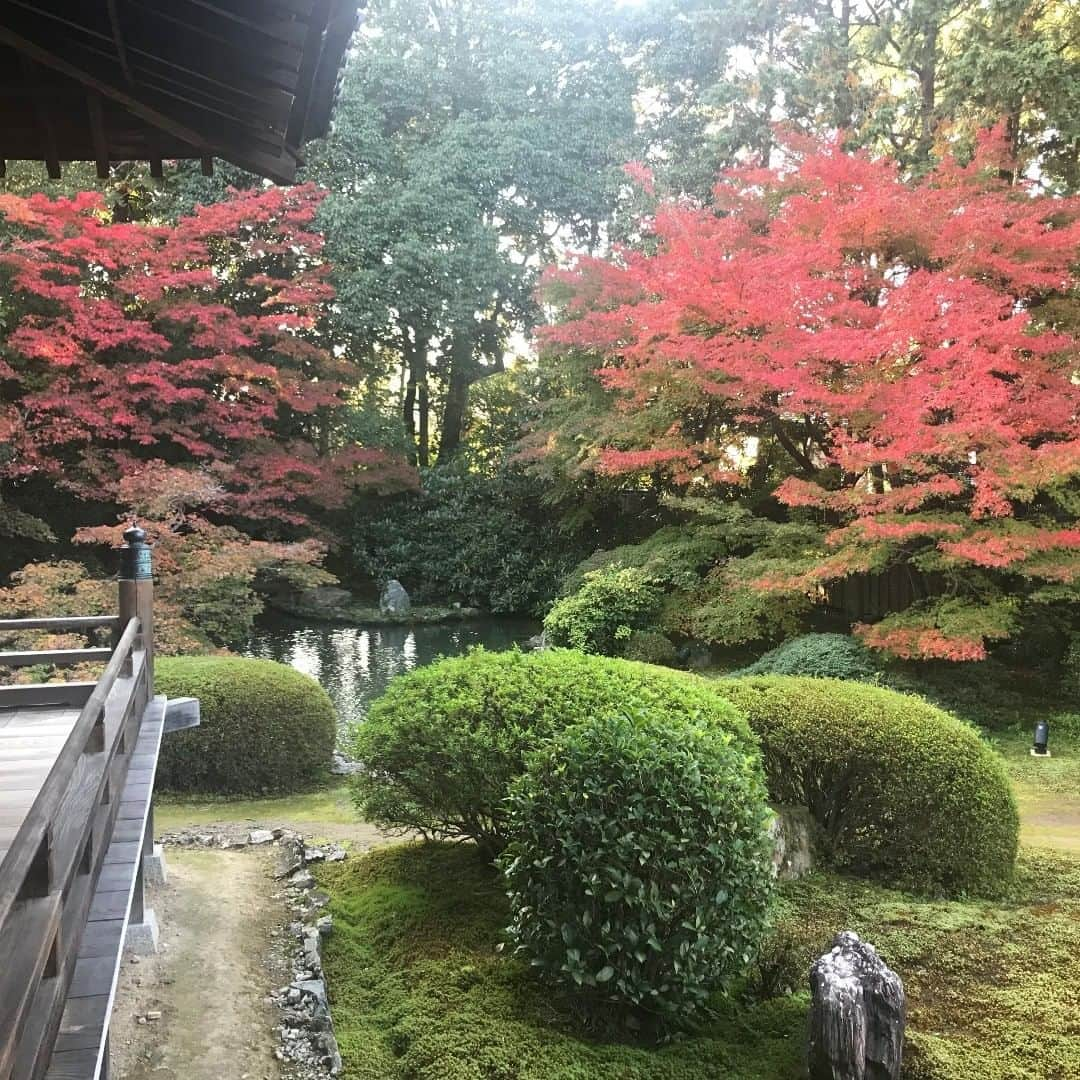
[714,676,1019,896]
[500,711,774,1028]
[1061,634,1080,698]
[543,565,662,655]
[156,656,337,794]
[350,648,754,855]
[622,629,679,667]
[735,633,879,681]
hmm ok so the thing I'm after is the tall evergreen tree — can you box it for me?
[306,0,638,465]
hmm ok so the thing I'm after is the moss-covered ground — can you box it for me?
[157,782,357,832]
[317,839,1080,1080]
[316,727,1080,1080]
[152,699,1079,1078]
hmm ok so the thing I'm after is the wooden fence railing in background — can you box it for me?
[824,565,942,623]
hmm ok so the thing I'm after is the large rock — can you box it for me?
[808,931,905,1080]
[379,579,411,616]
[299,586,353,611]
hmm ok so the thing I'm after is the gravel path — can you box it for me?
[110,848,288,1080]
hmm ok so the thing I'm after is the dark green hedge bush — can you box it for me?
[501,710,774,1029]
[1061,635,1080,698]
[349,648,754,855]
[714,676,1019,896]
[622,629,679,667]
[735,633,879,681]
[156,656,337,794]
[348,462,581,614]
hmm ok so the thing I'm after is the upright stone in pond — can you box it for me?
[379,578,411,616]
[808,931,905,1080]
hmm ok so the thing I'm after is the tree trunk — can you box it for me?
[402,326,429,466]
[402,374,417,465]
[915,20,938,166]
[835,0,853,130]
[317,405,331,457]
[436,333,473,465]
[997,107,1022,184]
[417,375,430,467]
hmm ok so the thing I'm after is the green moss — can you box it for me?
[993,728,1080,796]
[318,843,1080,1080]
[319,844,804,1080]
[156,783,357,831]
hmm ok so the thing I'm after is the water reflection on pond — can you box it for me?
[245,614,540,734]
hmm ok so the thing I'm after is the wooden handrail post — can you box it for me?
[117,524,153,695]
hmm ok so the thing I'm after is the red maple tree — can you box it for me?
[0,184,412,534]
[538,129,1080,659]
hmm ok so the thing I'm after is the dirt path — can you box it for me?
[110,848,288,1080]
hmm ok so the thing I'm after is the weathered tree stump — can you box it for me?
[807,931,905,1080]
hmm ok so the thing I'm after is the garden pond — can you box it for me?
[245,613,540,737]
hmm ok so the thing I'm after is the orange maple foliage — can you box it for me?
[539,128,1080,659]
[0,184,413,529]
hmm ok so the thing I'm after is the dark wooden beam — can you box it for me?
[121,4,304,73]
[126,60,293,125]
[0,22,300,180]
[300,1,360,143]
[127,0,308,56]
[20,56,61,178]
[128,67,290,140]
[199,0,318,19]
[0,684,96,709]
[0,0,355,182]
[87,96,111,179]
[286,0,331,147]
[105,0,135,86]
[0,617,119,632]
[0,23,214,158]
[0,648,112,669]
[5,2,303,95]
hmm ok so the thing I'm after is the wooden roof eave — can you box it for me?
[0,1,363,184]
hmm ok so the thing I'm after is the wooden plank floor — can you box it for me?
[0,706,81,870]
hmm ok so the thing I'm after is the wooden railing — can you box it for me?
[0,527,154,1080]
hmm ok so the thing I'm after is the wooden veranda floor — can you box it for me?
[0,706,82,870]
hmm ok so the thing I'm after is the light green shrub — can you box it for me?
[501,711,774,1028]
[714,676,1019,896]
[156,656,336,794]
[349,648,754,856]
[543,565,662,655]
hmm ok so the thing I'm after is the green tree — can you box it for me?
[628,1,1080,191]
[305,0,638,465]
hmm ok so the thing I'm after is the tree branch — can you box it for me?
[770,418,819,474]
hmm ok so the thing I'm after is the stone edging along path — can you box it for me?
[161,826,349,1078]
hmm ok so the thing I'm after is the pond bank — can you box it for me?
[267,594,485,626]
[245,612,540,737]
